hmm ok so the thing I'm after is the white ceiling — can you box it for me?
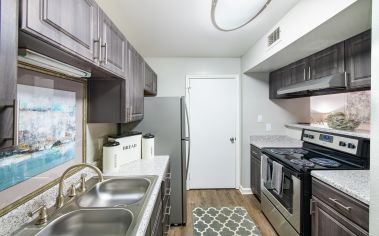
[96,0,300,57]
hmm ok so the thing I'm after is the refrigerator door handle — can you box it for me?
[184,101,191,179]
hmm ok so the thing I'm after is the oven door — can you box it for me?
[261,155,301,233]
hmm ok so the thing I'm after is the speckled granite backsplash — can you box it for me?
[0,168,97,236]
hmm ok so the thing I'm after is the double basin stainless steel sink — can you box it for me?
[14,176,158,236]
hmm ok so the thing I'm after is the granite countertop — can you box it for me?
[250,135,303,149]
[286,124,370,139]
[311,170,369,205]
[106,156,169,236]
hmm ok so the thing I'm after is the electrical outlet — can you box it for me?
[257,115,263,123]
[266,123,272,132]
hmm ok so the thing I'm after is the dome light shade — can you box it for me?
[211,0,271,31]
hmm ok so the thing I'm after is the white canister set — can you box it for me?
[102,132,155,174]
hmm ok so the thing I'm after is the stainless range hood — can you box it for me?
[277,72,348,96]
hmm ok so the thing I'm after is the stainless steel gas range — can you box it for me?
[260,129,370,236]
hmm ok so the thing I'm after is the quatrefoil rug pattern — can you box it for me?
[192,206,262,236]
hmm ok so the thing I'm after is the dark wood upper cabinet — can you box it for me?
[20,0,99,62]
[127,45,144,122]
[309,42,345,80]
[98,9,126,77]
[269,31,371,99]
[0,0,18,150]
[269,59,309,99]
[345,30,371,89]
[144,63,158,96]
[269,69,284,99]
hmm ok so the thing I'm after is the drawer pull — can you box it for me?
[165,172,171,180]
[165,206,171,215]
[310,199,315,215]
[164,224,171,235]
[329,198,352,212]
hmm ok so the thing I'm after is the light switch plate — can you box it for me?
[257,115,263,123]
[266,123,272,131]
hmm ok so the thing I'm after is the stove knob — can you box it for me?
[309,135,315,139]
[339,141,347,147]
[304,134,309,138]
[348,143,356,149]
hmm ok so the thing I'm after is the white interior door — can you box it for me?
[188,77,237,189]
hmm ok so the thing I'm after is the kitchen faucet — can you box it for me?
[55,163,104,208]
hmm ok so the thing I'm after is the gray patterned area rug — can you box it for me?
[192,206,262,236]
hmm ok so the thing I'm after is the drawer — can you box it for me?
[250,145,261,160]
[312,178,369,231]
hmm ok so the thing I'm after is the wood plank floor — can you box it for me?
[168,189,277,236]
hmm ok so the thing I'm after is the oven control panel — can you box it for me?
[302,130,359,155]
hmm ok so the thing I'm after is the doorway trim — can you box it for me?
[185,74,241,190]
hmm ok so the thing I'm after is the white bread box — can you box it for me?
[107,131,142,166]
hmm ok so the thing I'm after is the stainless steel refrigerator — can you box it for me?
[134,97,189,225]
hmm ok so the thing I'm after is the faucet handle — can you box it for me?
[28,204,48,225]
[80,174,87,192]
[68,183,77,197]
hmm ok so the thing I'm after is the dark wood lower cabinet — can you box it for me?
[311,178,369,236]
[311,197,368,236]
[250,145,261,200]
[146,166,171,236]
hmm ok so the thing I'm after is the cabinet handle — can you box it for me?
[0,100,19,146]
[100,42,107,65]
[165,188,171,196]
[303,68,306,81]
[308,66,311,80]
[93,38,101,61]
[310,199,315,215]
[328,198,351,212]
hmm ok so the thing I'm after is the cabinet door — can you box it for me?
[0,0,18,149]
[152,72,158,95]
[99,10,126,77]
[309,42,345,80]
[269,70,284,99]
[311,197,368,236]
[127,46,144,121]
[20,0,98,62]
[345,30,371,89]
[292,58,309,83]
[144,64,154,92]
[250,157,261,200]
[144,63,158,96]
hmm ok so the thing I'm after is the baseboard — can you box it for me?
[239,186,252,195]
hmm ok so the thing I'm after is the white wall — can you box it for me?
[241,73,310,187]
[86,124,117,164]
[370,0,379,234]
[242,0,359,72]
[144,57,241,97]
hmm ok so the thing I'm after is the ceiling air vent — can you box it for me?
[268,27,280,47]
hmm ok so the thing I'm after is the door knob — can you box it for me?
[230,137,236,144]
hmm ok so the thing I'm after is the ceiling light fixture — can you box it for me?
[211,0,271,32]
